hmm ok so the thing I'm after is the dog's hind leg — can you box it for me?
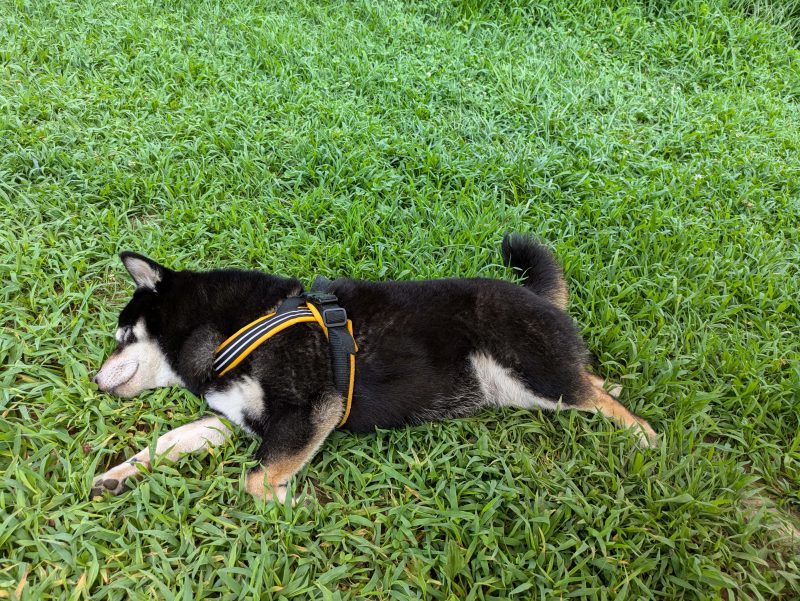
[586,373,623,399]
[576,376,657,448]
[246,394,343,504]
[472,354,653,446]
[90,415,232,497]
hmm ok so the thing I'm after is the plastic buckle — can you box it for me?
[305,292,338,305]
[322,307,347,328]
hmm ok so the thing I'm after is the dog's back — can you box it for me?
[326,271,590,432]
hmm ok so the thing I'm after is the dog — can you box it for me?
[91,234,657,502]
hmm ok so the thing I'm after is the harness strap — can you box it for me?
[213,308,316,376]
[213,286,357,427]
[275,295,306,315]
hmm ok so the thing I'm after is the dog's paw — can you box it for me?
[90,475,130,498]
[635,422,659,449]
[292,491,314,508]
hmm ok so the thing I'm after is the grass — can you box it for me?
[1,0,799,598]
[734,0,800,43]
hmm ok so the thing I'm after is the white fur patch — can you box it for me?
[205,376,264,434]
[96,319,183,397]
[470,353,560,411]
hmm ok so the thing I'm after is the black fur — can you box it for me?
[111,235,593,464]
[501,233,568,308]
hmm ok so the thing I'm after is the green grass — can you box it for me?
[2,0,799,598]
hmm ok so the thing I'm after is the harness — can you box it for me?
[212,278,358,427]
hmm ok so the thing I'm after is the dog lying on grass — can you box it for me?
[91,234,656,502]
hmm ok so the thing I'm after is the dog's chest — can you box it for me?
[205,376,264,433]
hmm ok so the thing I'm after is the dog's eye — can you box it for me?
[116,327,136,345]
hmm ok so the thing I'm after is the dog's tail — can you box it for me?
[501,233,569,310]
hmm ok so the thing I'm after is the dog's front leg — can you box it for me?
[246,394,343,504]
[91,415,232,497]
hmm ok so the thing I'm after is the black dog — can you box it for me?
[92,234,656,501]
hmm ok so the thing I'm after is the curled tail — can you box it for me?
[501,233,569,310]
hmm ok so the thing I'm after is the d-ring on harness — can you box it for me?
[212,278,358,427]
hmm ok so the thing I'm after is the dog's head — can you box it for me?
[94,253,303,398]
[94,252,185,397]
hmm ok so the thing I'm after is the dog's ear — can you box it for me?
[120,252,169,290]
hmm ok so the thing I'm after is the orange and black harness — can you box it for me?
[213,281,357,427]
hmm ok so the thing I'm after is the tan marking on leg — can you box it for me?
[246,456,308,504]
[587,373,623,398]
[246,396,342,503]
[577,376,657,448]
[607,382,623,398]
[91,416,232,497]
[245,468,273,501]
[587,373,605,389]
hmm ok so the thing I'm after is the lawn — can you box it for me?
[2,0,799,598]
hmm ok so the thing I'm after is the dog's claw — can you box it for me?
[91,476,129,498]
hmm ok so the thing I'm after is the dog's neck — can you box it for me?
[171,273,305,395]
